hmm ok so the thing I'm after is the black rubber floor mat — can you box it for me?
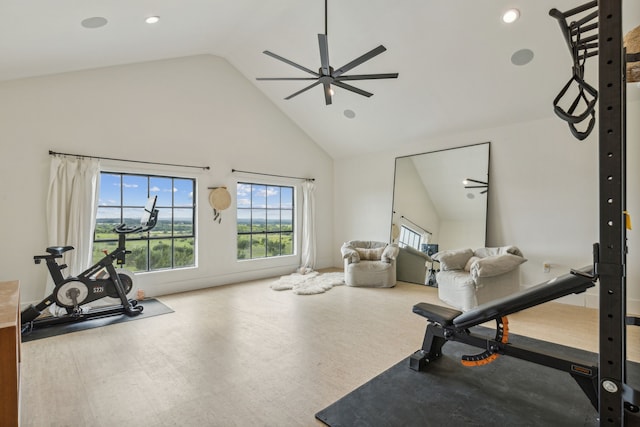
[21,298,173,342]
[316,330,640,426]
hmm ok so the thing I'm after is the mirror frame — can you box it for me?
[390,142,490,253]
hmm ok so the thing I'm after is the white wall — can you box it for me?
[0,55,335,304]
[438,219,485,251]
[627,99,640,313]
[334,99,640,311]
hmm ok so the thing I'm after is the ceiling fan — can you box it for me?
[256,0,398,105]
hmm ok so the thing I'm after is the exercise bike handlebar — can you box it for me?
[114,209,159,234]
[113,196,159,234]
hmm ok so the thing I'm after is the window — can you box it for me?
[93,172,196,272]
[399,225,422,250]
[237,182,294,259]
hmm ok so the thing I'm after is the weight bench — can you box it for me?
[409,266,633,411]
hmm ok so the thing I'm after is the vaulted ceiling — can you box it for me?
[1,1,638,158]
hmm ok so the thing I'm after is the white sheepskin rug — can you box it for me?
[271,271,345,295]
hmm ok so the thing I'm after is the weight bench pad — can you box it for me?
[412,303,462,327]
[453,267,595,329]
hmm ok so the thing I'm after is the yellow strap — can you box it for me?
[624,211,632,230]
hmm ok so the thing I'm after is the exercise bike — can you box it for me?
[21,196,159,333]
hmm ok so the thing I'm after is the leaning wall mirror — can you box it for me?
[391,142,490,285]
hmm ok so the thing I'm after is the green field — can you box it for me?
[93,220,194,271]
[237,219,293,259]
[93,218,294,267]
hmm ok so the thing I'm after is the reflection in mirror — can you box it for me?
[391,142,490,285]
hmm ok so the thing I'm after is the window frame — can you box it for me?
[398,225,423,250]
[93,171,197,272]
[236,181,296,261]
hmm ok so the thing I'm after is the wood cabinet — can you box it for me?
[0,280,20,427]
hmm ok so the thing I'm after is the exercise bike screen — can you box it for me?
[141,196,157,225]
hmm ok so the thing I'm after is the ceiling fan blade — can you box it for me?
[256,77,318,81]
[323,82,332,105]
[284,80,322,100]
[335,73,398,81]
[318,34,331,76]
[332,81,373,98]
[263,51,320,77]
[332,45,387,77]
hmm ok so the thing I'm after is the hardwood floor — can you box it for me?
[20,273,640,426]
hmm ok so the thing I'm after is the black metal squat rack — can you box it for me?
[551,1,637,424]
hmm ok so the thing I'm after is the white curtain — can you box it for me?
[300,180,316,272]
[46,156,100,297]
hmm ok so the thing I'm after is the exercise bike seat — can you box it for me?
[45,246,74,256]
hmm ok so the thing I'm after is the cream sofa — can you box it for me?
[341,240,399,287]
[434,246,526,311]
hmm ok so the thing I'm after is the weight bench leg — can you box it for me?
[410,324,447,371]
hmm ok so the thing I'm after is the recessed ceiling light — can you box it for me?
[502,9,520,24]
[81,16,108,29]
[344,109,356,119]
[145,16,160,24]
[511,48,534,66]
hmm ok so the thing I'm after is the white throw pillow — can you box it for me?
[433,248,473,271]
[356,247,385,261]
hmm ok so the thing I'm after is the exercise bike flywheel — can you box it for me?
[106,272,134,298]
[55,280,90,308]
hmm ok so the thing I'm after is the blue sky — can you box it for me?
[98,173,194,220]
[237,183,293,223]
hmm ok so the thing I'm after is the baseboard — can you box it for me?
[558,292,640,316]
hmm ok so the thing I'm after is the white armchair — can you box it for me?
[434,246,526,311]
[396,246,431,285]
[341,240,399,287]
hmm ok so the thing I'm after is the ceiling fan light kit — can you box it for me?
[256,0,398,105]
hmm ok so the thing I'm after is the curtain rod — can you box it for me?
[232,169,314,181]
[49,150,210,171]
[401,215,432,235]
